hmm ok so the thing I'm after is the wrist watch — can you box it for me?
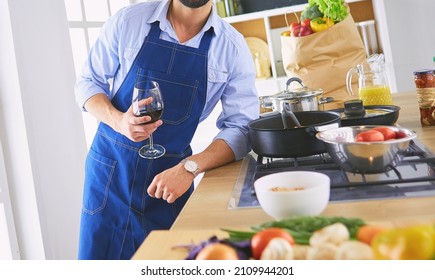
[181,159,200,177]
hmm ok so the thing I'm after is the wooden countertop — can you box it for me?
[132,91,435,260]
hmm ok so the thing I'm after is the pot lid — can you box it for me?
[270,77,323,100]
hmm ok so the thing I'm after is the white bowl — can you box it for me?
[254,171,330,220]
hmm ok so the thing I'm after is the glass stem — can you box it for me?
[148,134,154,149]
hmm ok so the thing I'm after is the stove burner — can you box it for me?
[231,140,435,209]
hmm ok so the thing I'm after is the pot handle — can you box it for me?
[260,96,273,109]
[305,122,340,136]
[286,77,304,91]
[318,97,334,104]
[314,123,340,132]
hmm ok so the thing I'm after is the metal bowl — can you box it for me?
[315,126,417,174]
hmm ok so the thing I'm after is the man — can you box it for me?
[75,0,259,259]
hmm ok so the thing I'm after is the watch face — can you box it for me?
[185,160,198,172]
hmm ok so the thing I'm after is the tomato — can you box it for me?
[355,130,385,142]
[300,18,311,27]
[395,130,408,139]
[250,228,294,260]
[356,225,387,245]
[195,243,239,260]
[371,127,397,140]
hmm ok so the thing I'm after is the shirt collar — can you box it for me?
[147,0,218,37]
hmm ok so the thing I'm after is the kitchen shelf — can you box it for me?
[222,0,379,96]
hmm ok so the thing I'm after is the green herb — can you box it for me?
[306,0,348,22]
[222,216,366,245]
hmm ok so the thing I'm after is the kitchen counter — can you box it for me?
[132,91,435,260]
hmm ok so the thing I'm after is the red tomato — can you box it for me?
[371,127,397,140]
[301,18,311,27]
[395,130,408,139]
[250,228,294,259]
[355,130,385,142]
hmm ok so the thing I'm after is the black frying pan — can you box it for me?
[248,111,341,158]
[331,105,400,126]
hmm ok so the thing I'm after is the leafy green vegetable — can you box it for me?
[300,4,323,21]
[222,216,367,245]
[306,0,348,22]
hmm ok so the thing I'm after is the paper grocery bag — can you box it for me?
[281,14,366,110]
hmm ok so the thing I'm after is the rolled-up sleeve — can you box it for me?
[74,9,123,110]
[214,40,259,161]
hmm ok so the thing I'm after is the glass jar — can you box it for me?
[413,69,435,126]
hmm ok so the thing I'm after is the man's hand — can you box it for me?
[117,99,163,142]
[147,163,194,203]
[84,93,163,142]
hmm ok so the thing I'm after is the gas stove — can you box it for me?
[228,140,435,209]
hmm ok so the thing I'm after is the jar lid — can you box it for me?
[271,77,323,100]
[280,86,324,99]
[413,69,434,75]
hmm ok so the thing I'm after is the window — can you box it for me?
[64,0,145,147]
[0,140,19,260]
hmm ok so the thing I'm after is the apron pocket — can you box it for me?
[136,68,199,125]
[82,148,117,215]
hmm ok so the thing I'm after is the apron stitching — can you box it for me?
[129,155,141,213]
[97,128,191,158]
[119,211,130,257]
[82,157,116,215]
[96,130,140,152]
[148,41,207,57]
[167,44,177,75]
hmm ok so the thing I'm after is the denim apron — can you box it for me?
[78,22,213,260]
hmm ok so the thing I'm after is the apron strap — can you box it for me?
[148,21,214,52]
[198,27,214,51]
[148,21,161,40]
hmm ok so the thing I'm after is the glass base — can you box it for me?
[138,144,166,159]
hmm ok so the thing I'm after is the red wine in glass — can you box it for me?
[137,108,163,123]
[132,80,165,159]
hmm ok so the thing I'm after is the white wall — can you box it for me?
[0,0,87,259]
[374,0,435,92]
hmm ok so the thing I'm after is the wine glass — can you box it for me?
[132,80,165,159]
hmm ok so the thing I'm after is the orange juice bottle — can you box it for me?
[359,85,394,106]
[347,54,394,106]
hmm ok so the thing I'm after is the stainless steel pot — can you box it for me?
[261,77,333,112]
[316,126,416,174]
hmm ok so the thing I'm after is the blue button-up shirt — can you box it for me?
[75,0,259,160]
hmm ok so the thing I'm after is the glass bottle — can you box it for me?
[414,69,435,126]
[346,53,394,106]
